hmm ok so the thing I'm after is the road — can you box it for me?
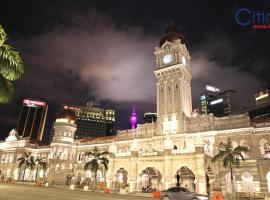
[0,183,154,200]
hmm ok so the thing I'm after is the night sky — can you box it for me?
[0,0,269,141]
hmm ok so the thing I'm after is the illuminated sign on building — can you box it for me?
[210,98,223,105]
[206,85,220,93]
[23,99,46,107]
[63,105,81,111]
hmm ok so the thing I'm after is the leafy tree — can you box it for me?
[0,25,24,103]
[34,157,47,182]
[211,138,249,197]
[17,152,35,181]
[84,146,109,189]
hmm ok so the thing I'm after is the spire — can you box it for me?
[129,104,138,129]
[159,22,186,47]
[166,21,178,33]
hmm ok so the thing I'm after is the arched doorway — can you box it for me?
[76,172,82,187]
[24,168,31,181]
[140,167,162,191]
[175,167,195,192]
[13,168,19,180]
[241,172,255,192]
[206,166,214,195]
[114,168,128,192]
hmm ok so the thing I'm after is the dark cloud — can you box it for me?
[190,32,264,110]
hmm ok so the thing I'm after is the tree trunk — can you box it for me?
[230,166,237,198]
[22,165,26,181]
[94,173,97,190]
[35,166,39,182]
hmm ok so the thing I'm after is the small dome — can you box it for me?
[57,110,76,122]
[160,22,185,47]
[5,129,18,142]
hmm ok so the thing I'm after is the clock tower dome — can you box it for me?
[154,23,192,134]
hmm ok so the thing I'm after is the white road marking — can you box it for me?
[0,193,25,199]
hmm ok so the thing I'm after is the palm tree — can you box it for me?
[84,146,109,189]
[34,157,47,182]
[17,152,35,181]
[211,138,249,197]
[0,25,24,103]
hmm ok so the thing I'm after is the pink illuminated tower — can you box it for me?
[129,105,138,129]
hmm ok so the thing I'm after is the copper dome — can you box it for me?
[57,109,76,121]
[159,23,185,47]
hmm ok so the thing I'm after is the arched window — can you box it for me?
[231,141,238,149]
[55,164,60,171]
[57,147,63,159]
[259,138,270,158]
[241,172,255,192]
[240,139,248,147]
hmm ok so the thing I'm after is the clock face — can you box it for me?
[182,56,187,66]
[163,54,174,64]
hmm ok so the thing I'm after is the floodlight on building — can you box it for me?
[210,98,223,105]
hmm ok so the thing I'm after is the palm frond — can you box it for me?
[99,157,109,164]
[85,151,95,157]
[84,147,110,175]
[0,77,13,103]
[17,157,24,162]
[234,146,250,153]
[89,159,99,173]
[18,159,25,168]
[0,25,7,46]
[100,151,110,156]
[0,44,24,81]
[211,150,225,163]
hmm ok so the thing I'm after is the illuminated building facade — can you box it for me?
[200,86,219,115]
[17,99,48,142]
[255,90,270,106]
[200,86,236,117]
[0,24,270,200]
[61,101,115,139]
[249,90,270,123]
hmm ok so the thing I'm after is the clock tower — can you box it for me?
[154,23,192,134]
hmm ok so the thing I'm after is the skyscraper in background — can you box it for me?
[255,90,270,106]
[200,85,220,115]
[17,99,48,142]
[200,85,236,117]
[248,90,270,123]
[58,101,115,139]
